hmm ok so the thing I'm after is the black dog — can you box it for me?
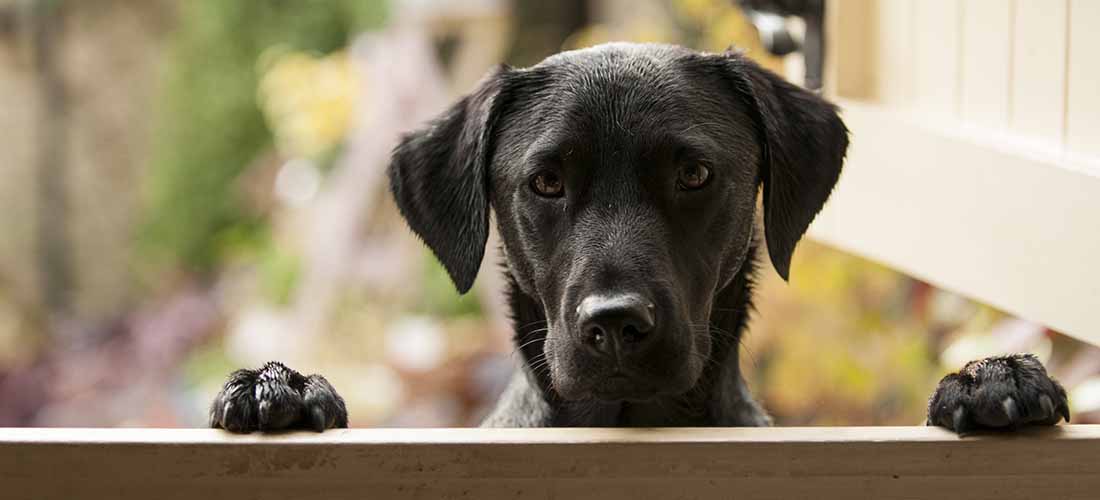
[210,43,1069,433]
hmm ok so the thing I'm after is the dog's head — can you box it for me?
[390,43,847,402]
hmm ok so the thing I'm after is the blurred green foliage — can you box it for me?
[141,0,387,275]
[257,241,302,307]
[417,252,483,318]
[747,241,944,425]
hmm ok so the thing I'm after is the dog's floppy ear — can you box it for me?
[388,67,510,293]
[722,53,848,281]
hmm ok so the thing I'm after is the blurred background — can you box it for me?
[0,0,1097,428]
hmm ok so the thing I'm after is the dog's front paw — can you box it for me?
[209,361,348,433]
[927,353,1069,434]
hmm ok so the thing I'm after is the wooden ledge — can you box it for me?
[3,426,1099,500]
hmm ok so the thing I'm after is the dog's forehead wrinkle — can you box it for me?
[518,90,753,183]
[503,45,761,178]
[543,56,686,130]
[522,132,569,167]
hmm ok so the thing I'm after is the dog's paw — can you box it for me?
[209,361,348,433]
[927,353,1069,434]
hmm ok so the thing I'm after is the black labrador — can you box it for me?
[210,43,1069,433]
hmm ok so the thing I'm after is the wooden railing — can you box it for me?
[3,426,1098,499]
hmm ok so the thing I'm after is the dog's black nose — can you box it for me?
[578,294,656,357]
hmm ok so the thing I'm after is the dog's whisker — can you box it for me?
[701,323,761,373]
[513,331,548,350]
[509,329,551,361]
[515,318,549,333]
[514,325,550,343]
[526,356,548,370]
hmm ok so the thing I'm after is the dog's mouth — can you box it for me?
[545,312,707,403]
[587,372,662,402]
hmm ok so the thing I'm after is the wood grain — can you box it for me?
[2,426,1098,500]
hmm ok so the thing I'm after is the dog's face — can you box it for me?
[390,43,847,402]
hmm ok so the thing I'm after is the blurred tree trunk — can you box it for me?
[506,0,589,66]
[28,0,72,325]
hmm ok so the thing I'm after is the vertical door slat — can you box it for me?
[873,0,915,106]
[1066,0,1100,160]
[1010,0,1068,145]
[912,0,962,117]
[960,0,1013,128]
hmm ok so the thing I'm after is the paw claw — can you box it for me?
[309,406,328,432]
[257,400,272,429]
[1039,394,1054,418]
[1002,397,1019,424]
[952,406,969,434]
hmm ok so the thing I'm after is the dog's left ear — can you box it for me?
[388,67,511,293]
[720,53,849,281]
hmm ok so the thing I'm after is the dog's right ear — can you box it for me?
[388,67,511,294]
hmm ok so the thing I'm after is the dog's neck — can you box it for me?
[499,246,768,427]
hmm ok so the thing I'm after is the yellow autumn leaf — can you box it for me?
[258,49,363,160]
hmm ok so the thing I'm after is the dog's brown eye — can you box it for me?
[530,172,565,198]
[677,163,711,190]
